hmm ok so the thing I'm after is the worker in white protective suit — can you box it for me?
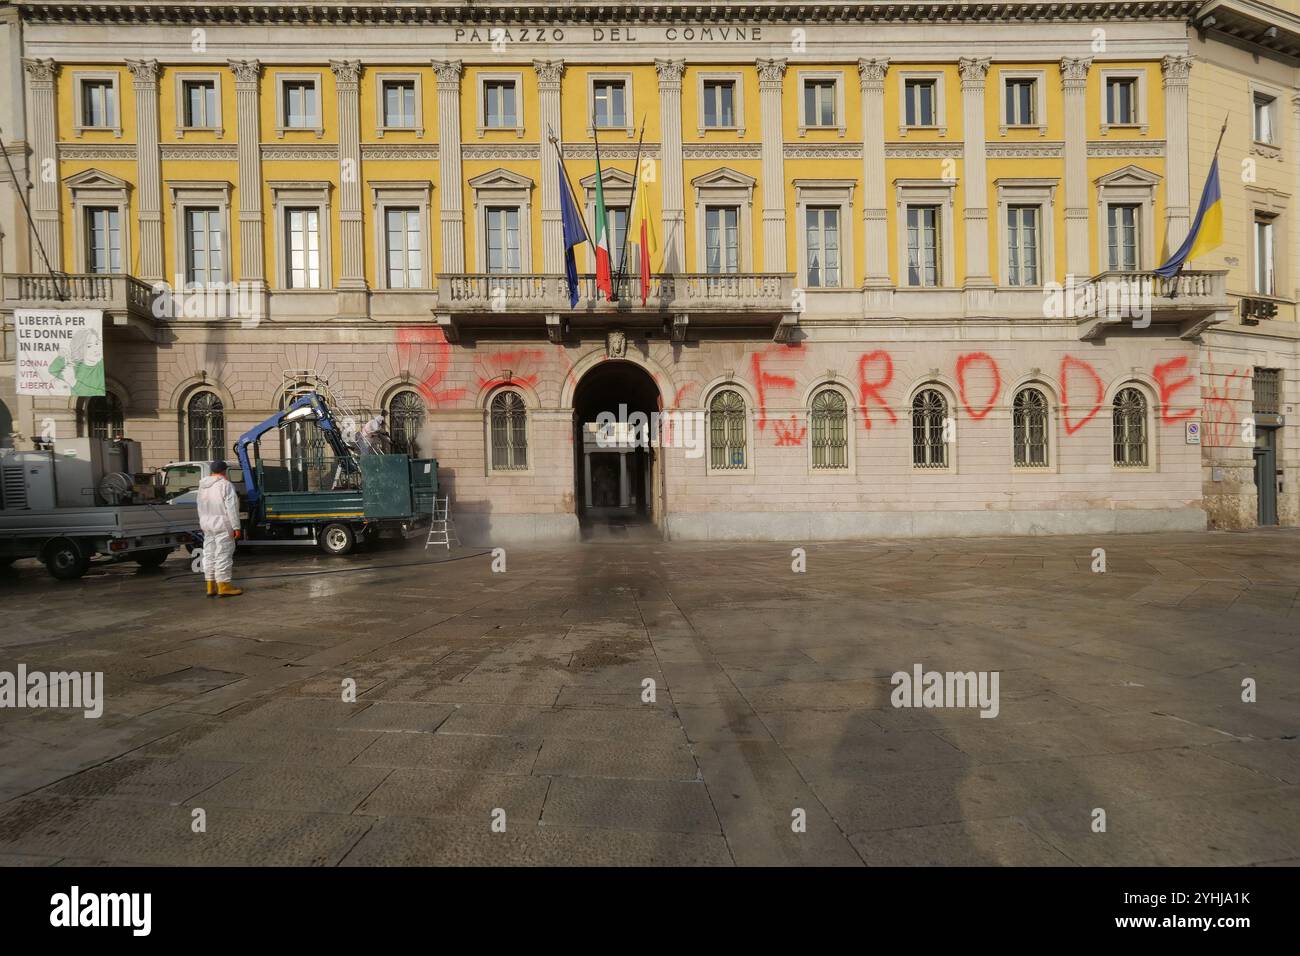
[197,460,243,597]
[358,413,390,456]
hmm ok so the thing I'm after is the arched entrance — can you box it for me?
[571,360,662,537]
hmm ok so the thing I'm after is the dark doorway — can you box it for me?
[1254,428,1278,526]
[571,360,662,538]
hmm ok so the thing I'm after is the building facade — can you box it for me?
[0,1,1258,543]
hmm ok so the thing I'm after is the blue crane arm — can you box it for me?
[234,391,354,503]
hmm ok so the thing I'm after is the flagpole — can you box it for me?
[591,109,613,301]
[547,124,589,244]
[614,116,648,300]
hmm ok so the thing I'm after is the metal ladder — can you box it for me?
[281,369,383,455]
[425,495,460,550]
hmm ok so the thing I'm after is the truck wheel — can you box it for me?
[134,549,171,568]
[44,539,91,580]
[319,523,355,556]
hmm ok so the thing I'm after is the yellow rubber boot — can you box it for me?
[206,581,217,597]
[217,582,243,597]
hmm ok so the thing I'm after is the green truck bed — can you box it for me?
[258,456,438,524]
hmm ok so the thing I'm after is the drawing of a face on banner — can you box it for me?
[14,309,106,397]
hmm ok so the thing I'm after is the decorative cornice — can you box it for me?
[785,143,863,159]
[461,144,540,160]
[1087,140,1166,157]
[885,142,963,159]
[360,144,440,160]
[261,143,339,160]
[987,142,1065,158]
[857,57,890,91]
[160,144,239,161]
[682,143,762,160]
[58,143,138,160]
[562,143,662,160]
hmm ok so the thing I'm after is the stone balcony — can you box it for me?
[436,272,800,342]
[1073,270,1230,340]
[2,273,161,339]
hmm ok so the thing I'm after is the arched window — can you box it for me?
[0,399,13,448]
[810,388,848,469]
[187,391,225,462]
[708,388,747,470]
[1113,386,1148,466]
[388,390,426,458]
[912,388,948,468]
[86,393,124,440]
[1013,387,1049,467]
[490,390,527,470]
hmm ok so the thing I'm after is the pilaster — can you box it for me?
[127,59,163,283]
[535,60,565,273]
[433,59,465,274]
[655,58,686,273]
[1061,56,1092,278]
[959,56,994,299]
[756,57,787,273]
[1161,54,1193,253]
[21,58,61,271]
[331,59,368,316]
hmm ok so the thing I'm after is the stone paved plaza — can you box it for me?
[0,529,1297,867]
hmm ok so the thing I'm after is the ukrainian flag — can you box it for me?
[1155,155,1222,277]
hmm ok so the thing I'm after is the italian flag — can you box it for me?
[592,149,613,300]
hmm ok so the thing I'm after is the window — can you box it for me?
[1107,204,1140,271]
[489,391,527,470]
[705,206,740,274]
[703,79,736,128]
[86,207,122,274]
[388,390,425,457]
[182,80,218,129]
[185,208,224,284]
[912,389,948,468]
[1112,387,1147,467]
[1006,205,1040,287]
[593,79,627,129]
[285,207,321,288]
[810,389,848,469]
[385,208,422,288]
[81,79,117,129]
[1105,77,1137,125]
[906,205,940,287]
[709,389,747,470]
[1253,368,1280,415]
[1253,92,1276,146]
[485,206,522,274]
[1005,77,1036,126]
[1013,388,1049,467]
[604,206,631,273]
[483,79,517,129]
[803,78,837,128]
[383,80,417,129]
[283,79,319,129]
[1254,215,1275,296]
[805,207,841,288]
[187,391,225,462]
[86,393,124,440]
[904,78,937,127]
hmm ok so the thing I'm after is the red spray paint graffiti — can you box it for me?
[751,347,800,431]
[1202,354,1248,448]
[395,327,466,406]
[1060,355,1104,435]
[772,415,807,446]
[856,350,897,429]
[474,349,545,391]
[1152,356,1197,424]
[955,352,1001,420]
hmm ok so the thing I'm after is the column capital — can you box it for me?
[1160,54,1193,87]
[431,59,463,90]
[958,56,991,89]
[329,58,362,89]
[227,58,262,87]
[1060,56,1092,87]
[533,58,565,90]
[22,57,58,86]
[126,58,160,88]
[655,58,686,90]
[857,57,890,92]
[756,57,787,90]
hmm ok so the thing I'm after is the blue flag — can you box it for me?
[1155,156,1223,278]
[557,158,589,308]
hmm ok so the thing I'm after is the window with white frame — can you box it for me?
[79,77,117,130]
[284,207,321,288]
[483,78,518,130]
[279,76,321,133]
[1105,75,1138,126]
[385,208,422,289]
[906,205,941,287]
[802,77,838,129]
[1013,387,1050,467]
[592,78,628,129]
[86,207,122,274]
[704,206,740,274]
[703,79,737,128]
[184,207,224,284]
[810,388,848,469]
[489,390,528,471]
[912,388,948,468]
[1112,387,1148,467]
[182,78,218,129]
[485,206,522,275]
[1006,205,1040,287]
[1004,77,1037,126]
[1253,92,1277,146]
[1254,214,1276,296]
[805,207,841,288]
[382,79,417,129]
[709,389,747,470]
[1107,203,1141,272]
[904,78,937,127]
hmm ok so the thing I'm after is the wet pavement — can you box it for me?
[0,530,1297,866]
